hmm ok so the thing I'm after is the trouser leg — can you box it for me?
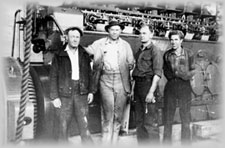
[144,103,159,143]
[134,87,147,142]
[163,83,177,144]
[134,80,160,144]
[100,81,114,144]
[179,85,191,144]
[73,94,93,144]
[112,86,127,144]
[56,98,73,142]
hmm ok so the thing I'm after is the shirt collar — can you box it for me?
[64,45,78,52]
[171,47,185,56]
[140,42,153,51]
[105,37,121,45]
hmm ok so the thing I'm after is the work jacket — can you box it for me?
[50,44,94,99]
[86,37,135,93]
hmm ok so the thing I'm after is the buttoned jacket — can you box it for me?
[50,44,94,99]
[86,37,135,93]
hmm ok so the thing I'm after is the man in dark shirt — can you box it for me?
[132,24,163,144]
[163,30,195,144]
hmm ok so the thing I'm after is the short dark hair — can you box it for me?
[64,26,83,36]
[140,23,154,33]
[168,30,184,39]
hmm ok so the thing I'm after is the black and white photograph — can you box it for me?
[0,0,224,147]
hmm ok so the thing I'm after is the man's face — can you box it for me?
[170,34,183,50]
[67,30,80,48]
[108,26,122,40]
[139,26,153,43]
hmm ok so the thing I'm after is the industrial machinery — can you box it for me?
[3,1,222,144]
[5,4,101,143]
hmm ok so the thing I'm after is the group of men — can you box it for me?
[48,20,195,145]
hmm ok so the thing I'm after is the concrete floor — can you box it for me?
[68,119,223,147]
[13,119,222,147]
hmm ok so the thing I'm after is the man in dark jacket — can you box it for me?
[163,30,195,144]
[50,26,95,143]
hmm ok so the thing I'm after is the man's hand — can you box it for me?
[87,93,94,104]
[126,92,133,103]
[176,69,196,80]
[145,92,156,103]
[52,98,61,108]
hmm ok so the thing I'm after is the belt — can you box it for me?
[72,79,79,84]
[72,80,80,93]
[169,77,188,82]
[102,70,120,75]
[133,76,152,82]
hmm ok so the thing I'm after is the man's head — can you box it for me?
[139,24,154,44]
[64,27,83,49]
[105,21,124,40]
[168,30,184,50]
